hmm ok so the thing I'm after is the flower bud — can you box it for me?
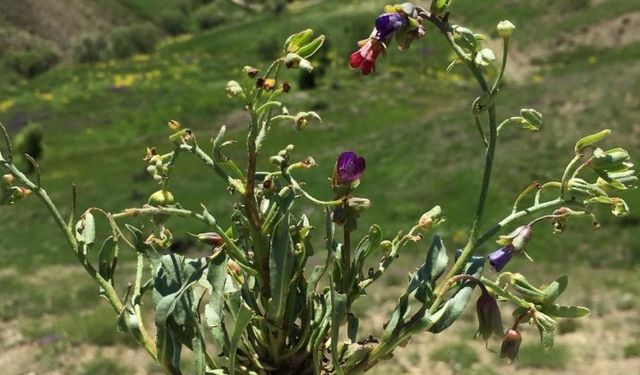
[261,78,277,91]
[611,197,630,217]
[488,245,514,272]
[476,291,504,344]
[269,155,286,167]
[228,259,242,276]
[520,108,542,130]
[243,66,259,78]
[167,120,182,131]
[590,148,630,170]
[225,80,244,97]
[346,197,371,212]
[497,20,516,38]
[148,189,175,206]
[194,232,224,246]
[281,82,291,93]
[500,328,522,363]
[2,174,14,189]
[418,205,442,230]
[294,111,321,130]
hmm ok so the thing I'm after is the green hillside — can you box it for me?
[1,0,640,374]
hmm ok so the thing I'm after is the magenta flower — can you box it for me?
[487,245,514,272]
[349,38,384,75]
[375,12,407,41]
[336,151,366,184]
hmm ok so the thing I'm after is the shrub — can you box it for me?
[160,10,189,36]
[193,4,226,30]
[4,49,59,78]
[110,23,159,59]
[71,33,110,63]
[14,123,44,172]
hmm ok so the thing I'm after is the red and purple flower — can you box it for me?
[349,38,384,76]
[336,151,366,184]
[375,12,407,41]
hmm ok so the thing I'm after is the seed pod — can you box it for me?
[194,232,224,247]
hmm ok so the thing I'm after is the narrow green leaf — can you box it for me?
[407,235,448,296]
[429,255,484,333]
[268,215,296,322]
[298,35,325,58]
[347,314,359,344]
[541,274,568,304]
[192,335,205,375]
[205,252,228,348]
[98,236,117,282]
[229,304,254,375]
[330,291,348,375]
[545,304,590,318]
[575,129,611,153]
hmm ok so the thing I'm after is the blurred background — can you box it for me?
[0,0,639,374]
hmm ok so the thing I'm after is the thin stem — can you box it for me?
[342,229,351,293]
[475,116,488,147]
[512,181,540,214]
[490,37,510,94]
[560,154,582,198]
[534,181,561,205]
[133,253,158,360]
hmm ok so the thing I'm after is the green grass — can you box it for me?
[81,355,132,375]
[430,342,479,370]
[518,343,571,369]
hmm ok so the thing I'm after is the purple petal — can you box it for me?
[488,246,514,272]
[375,13,406,41]
[337,151,366,183]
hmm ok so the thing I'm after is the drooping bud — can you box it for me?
[476,290,504,344]
[611,197,630,217]
[496,225,532,251]
[148,189,175,206]
[487,245,514,272]
[500,328,522,363]
[167,120,182,131]
[497,20,516,38]
[294,111,321,130]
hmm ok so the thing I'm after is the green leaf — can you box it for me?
[267,215,296,323]
[541,274,568,304]
[575,129,611,153]
[545,304,590,318]
[429,255,485,333]
[353,225,383,279]
[229,303,254,375]
[75,211,95,246]
[298,35,325,58]
[533,311,557,350]
[407,235,448,297]
[205,252,229,348]
[98,236,118,282]
[330,291,348,375]
[192,335,205,375]
[285,29,314,53]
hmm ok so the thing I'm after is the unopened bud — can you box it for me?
[194,232,224,246]
[476,291,504,344]
[2,174,14,189]
[497,20,516,38]
[168,120,181,131]
[500,328,522,363]
[148,189,175,206]
[346,197,371,212]
[242,66,259,78]
[225,80,244,97]
[418,205,442,230]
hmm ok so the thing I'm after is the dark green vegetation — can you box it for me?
[1,0,639,373]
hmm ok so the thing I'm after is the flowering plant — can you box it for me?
[0,1,636,374]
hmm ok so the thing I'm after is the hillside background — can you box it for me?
[1,0,639,374]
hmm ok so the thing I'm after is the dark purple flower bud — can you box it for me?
[476,290,504,344]
[375,13,407,41]
[488,244,514,272]
[336,151,366,184]
[500,328,522,363]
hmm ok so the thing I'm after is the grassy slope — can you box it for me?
[1,0,638,268]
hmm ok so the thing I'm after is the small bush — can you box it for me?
[623,341,640,358]
[72,33,110,63]
[430,342,479,371]
[14,123,44,172]
[193,4,226,30]
[81,355,131,375]
[518,344,571,369]
[111,23,159,59]
[160,10,189,36]
[4,49,59,78]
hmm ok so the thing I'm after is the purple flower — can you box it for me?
[336,151,366,184]
[488,245,514,272]
[375,12,407,41]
